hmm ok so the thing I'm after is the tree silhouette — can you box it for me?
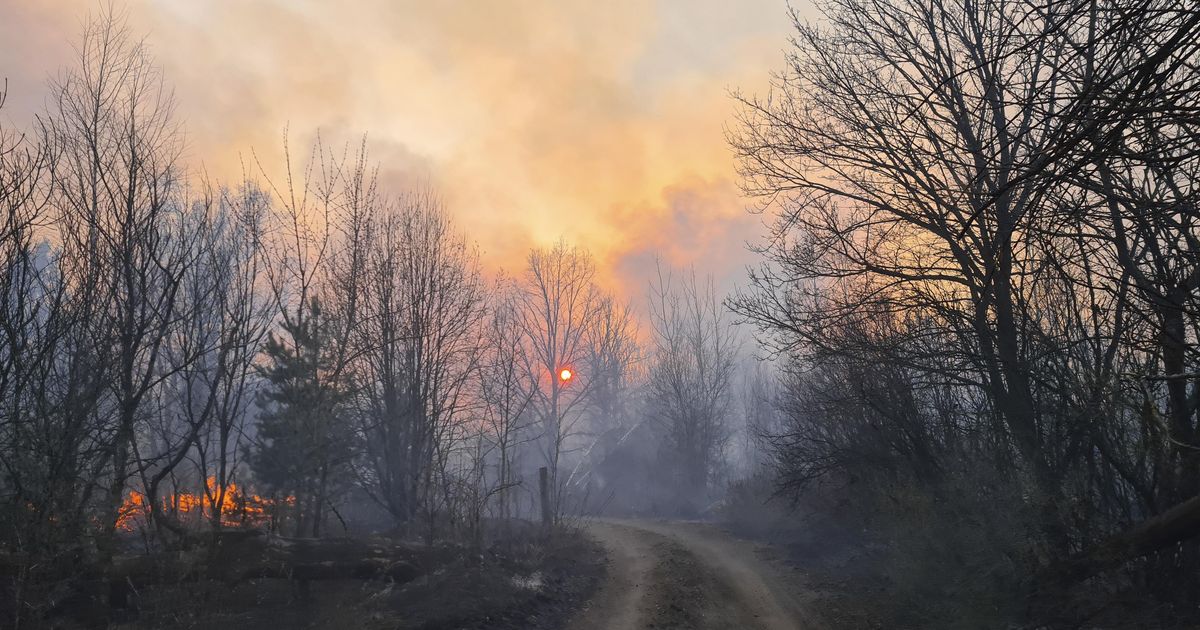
[251,298,353,537]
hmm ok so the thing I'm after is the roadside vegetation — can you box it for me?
[727,0,1200,627]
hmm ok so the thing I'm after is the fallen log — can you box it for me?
[1054,492,1200,584]
[205,531,427,583]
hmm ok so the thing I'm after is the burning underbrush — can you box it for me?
[116,478,293,532]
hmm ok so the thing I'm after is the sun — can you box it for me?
[559,368,573,382]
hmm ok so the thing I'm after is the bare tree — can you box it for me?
[584,297,640,437]
[563,296,641,501]
[349,190,487,535]
[478,277,537,524]
[737,361,779,476]
[181,181,272,531]
[729,0,1200,609]
[647,263,737,513]
[0,74,85,559]
[42,8,197,558]
[518,240,603,522]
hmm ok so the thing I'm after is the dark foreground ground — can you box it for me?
[22,520,842,630]
[98,530,605,630]
[39,515,1183,629]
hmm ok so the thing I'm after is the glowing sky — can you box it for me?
[0,0,808,298]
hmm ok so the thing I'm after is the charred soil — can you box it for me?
[47,528,606,630]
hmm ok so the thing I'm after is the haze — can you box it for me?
[2,2,1199,629]
[1,0,804,297]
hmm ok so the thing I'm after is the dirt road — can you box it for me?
[568,519,821,630]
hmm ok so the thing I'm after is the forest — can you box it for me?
[3,0,1200,628]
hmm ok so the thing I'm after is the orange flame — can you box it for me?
[116,477,291,531]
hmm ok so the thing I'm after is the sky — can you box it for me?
[0,0,809,301]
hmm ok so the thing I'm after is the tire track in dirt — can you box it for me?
[567,520,659,630]
[567,519,819,630]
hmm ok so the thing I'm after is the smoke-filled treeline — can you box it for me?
[729,0,1200,624]
[0,11,750,621]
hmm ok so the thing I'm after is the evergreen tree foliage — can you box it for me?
[250,298,353,536]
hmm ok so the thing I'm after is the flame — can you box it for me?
[116,477,292,531]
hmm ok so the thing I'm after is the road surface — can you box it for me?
[568,519,821,630]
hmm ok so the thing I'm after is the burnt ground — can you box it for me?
[719,513,1200,630]
[93,529,605,630]
[770,539,889,630]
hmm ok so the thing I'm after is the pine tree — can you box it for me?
[250,298,353,537]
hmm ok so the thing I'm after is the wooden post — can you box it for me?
[538,466,552,532]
